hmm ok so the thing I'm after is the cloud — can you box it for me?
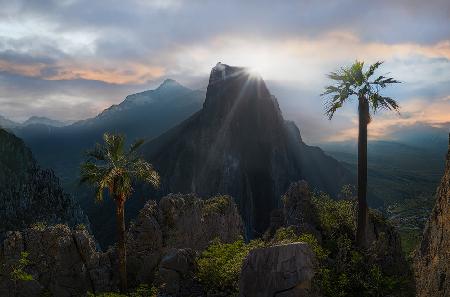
[0,0,448,138]
[326,96,450,142]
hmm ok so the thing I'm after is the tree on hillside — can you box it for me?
[80,133,160,292]
[321,61,400,248]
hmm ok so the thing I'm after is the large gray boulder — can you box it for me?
[239,243,316,297]
[0,224,116,297]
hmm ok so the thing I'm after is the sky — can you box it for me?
[0,0,449,143]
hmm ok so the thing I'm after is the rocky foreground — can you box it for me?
[0,181,415,297]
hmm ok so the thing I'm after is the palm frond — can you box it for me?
[130,158,160,188]
[80,132,160,205]
[365,61,383,79]
[129,139,145,154]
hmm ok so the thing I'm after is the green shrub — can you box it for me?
[31,222,46,231]
[196,237,264,296]
[87,284,157,297]
[272,227,329,261]
[309,191,413,297]
[202,195,232,215]
[10,252,33,282]
[312,191,356,236]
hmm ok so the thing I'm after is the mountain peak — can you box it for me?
[157,78,184,90]
[23,116,67,127]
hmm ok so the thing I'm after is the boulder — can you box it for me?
[239,243,316,297]
[158,248,202,296]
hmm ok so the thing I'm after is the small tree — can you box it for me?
[321,61,400,248]
[80,133,160,292]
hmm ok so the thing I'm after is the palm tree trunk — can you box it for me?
[116,197,128,292]
[356,97,369,248]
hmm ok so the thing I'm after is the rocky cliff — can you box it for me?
[414,133,450,296]
[142,63,352,237]
[126,193,243,286]
[0,129,87,238]
[0,194,243,296]
[0,225,116,297]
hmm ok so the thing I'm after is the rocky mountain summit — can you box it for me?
[415,133,450,297]
[0,129,87,239]
[143,63,353,237]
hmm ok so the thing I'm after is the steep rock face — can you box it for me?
[0,129,87,238]
[239,243,317,297]
[143,63,352,236]
[0,225,115,297]
[415,134,450,297]
[126,193,243,286]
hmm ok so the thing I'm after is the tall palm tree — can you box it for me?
[80,133,160,292]
[321,60,400,248]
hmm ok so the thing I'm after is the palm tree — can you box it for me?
[80,133,160,292]
[321,60,400,248]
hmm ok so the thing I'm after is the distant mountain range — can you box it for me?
[0,115,69,129]
[11,79,205,185]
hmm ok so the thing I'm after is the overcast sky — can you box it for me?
[0,0,449,142]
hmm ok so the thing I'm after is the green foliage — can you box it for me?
[80,133,160,203]
[272,227,329,261]
[196,237,264,296]
[202,195,232,215]
[75,223,87,231]
[87,284,157,297]
[309,191,413,297]
[31,222,46,231]
[10,252,33,282]
[312,191,356,239]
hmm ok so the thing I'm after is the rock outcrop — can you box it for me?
[415,133,450,297]
[239,243,316,297]
[0,129,88,239]
[126,193,243,286]
[157,248,203,297]
[143,63,352,237]
[0,224,115,297]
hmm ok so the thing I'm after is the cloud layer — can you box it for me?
[0,0,449,141]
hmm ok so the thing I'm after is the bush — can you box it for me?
[202,195,232,215]
[196,237,264,296]
[310,190,413,297]
[272,227,329,261]
[87,284,157,297]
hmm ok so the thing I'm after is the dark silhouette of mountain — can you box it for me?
[0,129,87,239]
[141,63,353,236]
